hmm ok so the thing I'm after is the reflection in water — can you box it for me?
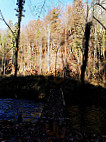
[67,105,106,135]
[0,98,44,122]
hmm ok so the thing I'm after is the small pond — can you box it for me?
[0,98,44,122]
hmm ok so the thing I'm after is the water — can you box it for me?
[67,105,106,134]
[0,98,44,122]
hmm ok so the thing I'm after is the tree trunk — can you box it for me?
[65,27,67,67]
[48,28,50,72]
[39,38,42,74]
[94,25,97,72]
[3,55,5,75]
[55,51,58,77]
[15,0,24,77]
[81,22,92,84]
[12,44,15,75]
[15,17,21,77]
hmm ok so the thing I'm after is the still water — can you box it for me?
[0,98,44,122]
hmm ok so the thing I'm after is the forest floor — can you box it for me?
[0,75,106,141]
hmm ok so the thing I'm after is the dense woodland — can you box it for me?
[0,0,106,87]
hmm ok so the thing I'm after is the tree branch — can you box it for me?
[0,10,16,56]
[5,46,15,57]
[89,2,106,11]
[93,16,106,30]
[96,3,106,11]
[0,10,15,38]
[39,0,46,18]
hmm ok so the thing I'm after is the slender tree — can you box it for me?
[15,0,25,77]
[47,25,51,72]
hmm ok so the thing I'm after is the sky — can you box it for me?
[0,0,73,30]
